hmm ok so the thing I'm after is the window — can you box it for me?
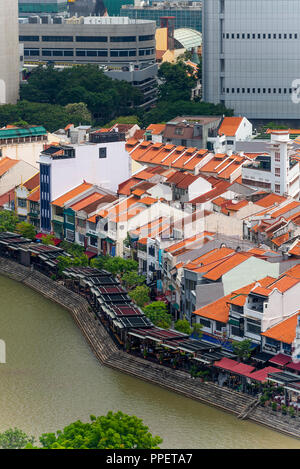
[246,319,261,335]
[18,198,27,208]
[275,184,281,193]
[99,147,107,158]
[42,36,73,42]
[111,49,136,57]
[139,35,155,41]
[110,36,136,42]
[199,318,211,328]
[275,167,281,176]
[76,36,107,42]
[275,151,280,161]
[19,35,39,41]
[66,214,75,225]
[76,49,108,57]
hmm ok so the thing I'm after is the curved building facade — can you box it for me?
[0,0,19,104]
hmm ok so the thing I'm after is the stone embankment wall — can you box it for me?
[1,257,300,440]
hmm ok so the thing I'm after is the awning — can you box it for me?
[85,250,97,259]
[286,362,300,372]
[247,366,282,383]
[214,357,255,377]
[268,353,291,367]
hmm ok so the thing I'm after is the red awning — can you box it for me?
[286,362,300,372]
[84,250,97,259]
[247,366,282,382]
[268,353,291,367]
[214,357,255,376]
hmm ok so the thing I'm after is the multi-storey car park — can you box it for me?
[203,0,300,121]
[19,15,158,108]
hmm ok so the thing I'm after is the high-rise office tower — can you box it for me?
[0,0,19,104]
[203,0,300,120]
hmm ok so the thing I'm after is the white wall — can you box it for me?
[0,161,37,196]
[40,140,130,201]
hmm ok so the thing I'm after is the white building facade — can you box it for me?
[203,0,300,119]
[39,131,131,232]
[0,0,19,104]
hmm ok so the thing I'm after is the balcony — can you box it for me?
[52,213,64,224]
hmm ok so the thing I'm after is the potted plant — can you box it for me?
[281,404,287,415]
[289,406,296,418]
[271,402,277,412]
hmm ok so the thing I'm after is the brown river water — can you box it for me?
[0,274,299,449]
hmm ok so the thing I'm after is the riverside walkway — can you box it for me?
[1,257,300,440]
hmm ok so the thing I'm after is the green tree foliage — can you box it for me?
[15,221,36,240]
[0,428,35,449]
[0,100,91,133]
[91,256,138,275]
[20,65,142,124]
[128,285,150,307]
[143,301,172,329]
[59,241,85,257]
[174,319,192,335]
[57,254,89,276]
[0,210,19,232]
[192,322,203,338]
[103,115,140,129]
[232,339,253,362]
[121,270,146,290]
[158,62,197,102]
[41,234,56,245]
[28,412,162,449]
[64,102,92,125]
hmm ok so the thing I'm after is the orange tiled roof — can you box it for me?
[51,182,92,207]
[193,294,231,323]
[255,193,287,208]
[270,201,300,219]
[289,241,300,257]
[0,157,19,176]
[27,186,40,203]
[218,117,244,137]
[146,124,166,135]
[70,192,104,212]
[23,172,40,191]
[271,232,290,247]
[202,253,251,281]
[261,312,300,344]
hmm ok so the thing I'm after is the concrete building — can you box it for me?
[0,0,19,104]
[18,0,68,17]
[121,1,202,32]
[38,130,131,232]
[203,0,300,120]
[242,131,300,198]
[19,15,158,107]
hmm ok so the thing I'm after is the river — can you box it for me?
[0,274,299,449]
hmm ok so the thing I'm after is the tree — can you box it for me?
[143,301,172,329]
[41,234,56,246]
[174,319,192,335]
[57,254,89,276]
[29,412,162,449]
[121,271,146,290]
[16,221,36,240]
[158,62,197,102]
[232,339,253,362]
[91,256,138,275]
[64,102,92,126]
[59,240,85,257]
[0,210,19,232]
[0,428,35,449]
[192,322,203,338]
[128,285,150,307]
[20,65,143,124]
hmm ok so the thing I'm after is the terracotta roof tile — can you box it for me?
[51,182,92,207]
[218,117,244,137]
[261,312,300,344]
